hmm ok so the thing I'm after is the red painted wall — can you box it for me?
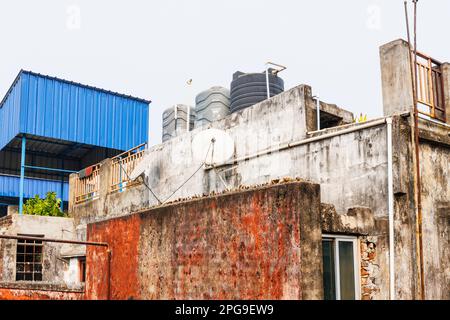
[85,181,323,300]
[0,288,83,300]
[85,214,141,300]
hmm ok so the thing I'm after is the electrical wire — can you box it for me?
[161,140,213,203]
[118,139,214,205]
[118,160,163,204]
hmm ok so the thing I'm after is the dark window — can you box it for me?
[322,239,336,300]
[15,235,44,282]
[322,236,359,300]
[79,257,86,283]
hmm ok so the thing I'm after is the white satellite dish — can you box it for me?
[192,128,235,165]
[129,151,151,181]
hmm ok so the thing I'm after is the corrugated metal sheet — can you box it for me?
[0,174,69,201]
[0,70,150,151]
[0,74,22,151]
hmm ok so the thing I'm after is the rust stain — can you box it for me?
[85,214,141,300]
[0,288,82,300]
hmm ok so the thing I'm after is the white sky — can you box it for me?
[1,0,449,146]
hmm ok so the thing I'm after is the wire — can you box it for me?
[118,160,163,204]
[161,140,213,203]
[118,139,214,205]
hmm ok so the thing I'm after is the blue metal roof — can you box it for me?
[0,174,68,202]
[0,70,150,152]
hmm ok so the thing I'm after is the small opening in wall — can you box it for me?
[15,234,44,282]
[79,257,86,283]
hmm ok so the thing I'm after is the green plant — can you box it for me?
[23,192,66,217]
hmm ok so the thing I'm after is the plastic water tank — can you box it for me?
[195,86,230,128]
[162,104,196,142]
[230,69,284,113]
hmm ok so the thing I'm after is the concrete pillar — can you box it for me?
[68,173,77,215]
[441,63,450,124]
[7,205,18,216]
[380,39,415,116]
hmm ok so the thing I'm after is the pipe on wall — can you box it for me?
[208,118,388,169]
[386,118,395,300]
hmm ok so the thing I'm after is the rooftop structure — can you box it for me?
[0,70,150,215]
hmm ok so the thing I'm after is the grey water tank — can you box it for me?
[162,104,196,142]
[230,69,284,113]
[195,86,230,128]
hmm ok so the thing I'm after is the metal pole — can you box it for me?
[60,159,65,212]
[19,135,26,215]
[23,165,77,174]
[0,234,108,247]
[386,118,395,300]
[412,0,425,300]
[265,64,271,100]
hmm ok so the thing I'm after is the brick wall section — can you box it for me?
[86,214,141,300]
[85,181,323,300]
[0,288,83,300]
[360,236,381,300]
[0,283,83,300]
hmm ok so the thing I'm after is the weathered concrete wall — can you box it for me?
[85,181,323,300]
[0,215,79,287]
[380,39,415,117]
[130,93,387,220]
[418,125,450,300]
[71,85,355,223]
[0,282,83,300]
[70,158,149,226]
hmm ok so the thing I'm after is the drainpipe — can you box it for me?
[386,118,395,300]
[312,96,321,130]
[265,64,271,100]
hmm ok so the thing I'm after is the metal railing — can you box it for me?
[414,50,446,122]
[73,164,101,204]
[110,143,147,194]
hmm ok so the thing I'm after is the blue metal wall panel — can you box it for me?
[0,76,22,150]
[18,72,149,151]
[0,174,68,201]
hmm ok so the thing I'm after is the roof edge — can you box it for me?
[0,70,152,109]
[0,70,23,109]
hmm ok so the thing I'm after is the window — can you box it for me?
[15,235,44,282]
[79,257,86,283]
[322,235,360,300]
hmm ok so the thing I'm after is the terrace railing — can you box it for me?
[414,50,446,122]
[110,143,147,194]
[73,164,100,204]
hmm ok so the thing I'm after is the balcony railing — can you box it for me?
[73,164,100,205]
[110,143,147,194]
[414,50,446,122]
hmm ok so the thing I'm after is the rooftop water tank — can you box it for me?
[162,104,196,143]
[230,69,284,113]
[195,86,230,128]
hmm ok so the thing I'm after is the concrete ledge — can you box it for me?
[0,281,84,293]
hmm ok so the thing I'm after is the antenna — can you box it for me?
[404,0,425,301]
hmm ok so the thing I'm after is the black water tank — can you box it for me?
[230,69,284,113]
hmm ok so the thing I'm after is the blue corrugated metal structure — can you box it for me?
[0,175,68,200]
[0,70,150,216]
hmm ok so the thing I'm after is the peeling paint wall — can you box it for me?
[419,140,450,300]
[0,214,85,292]
[86,214,141,300]
[0,283,83,300]
[86,182,323,300]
